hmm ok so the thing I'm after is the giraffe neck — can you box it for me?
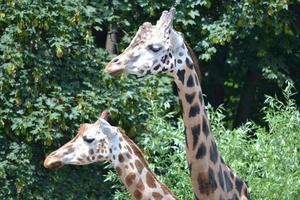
[110,131,178,200]
[170,44,250,199]
[173,58,221,198]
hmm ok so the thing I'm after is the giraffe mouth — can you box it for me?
[44,157,64,169]
[104,63,124,76]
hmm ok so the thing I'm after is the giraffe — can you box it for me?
[104,8,250,200]
[44,111,178,200]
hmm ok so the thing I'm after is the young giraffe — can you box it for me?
[44,111,178,200]
[105,8,250,200]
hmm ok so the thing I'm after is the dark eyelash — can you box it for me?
[148,44,162,52]
[83,136,95,143]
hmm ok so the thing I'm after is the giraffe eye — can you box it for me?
[147,44,162,52]
[83,136,95,143]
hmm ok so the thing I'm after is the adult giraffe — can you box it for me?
[105,8,250,200]
[44,111,178,200]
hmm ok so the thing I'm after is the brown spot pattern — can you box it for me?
[210,140,218,164]
[191,124,201,150]
[197,172,209,194]
[126,152,132,159]
[133,189,142,200]
[62,147,74,156]
[146,172,156,188]
[116,167,122,176]
[88,149,94,155]
[125,172,136,187]
[197,168,218,195]
[189,102,200,117]
[235,176,243,195]
[224,171,233,192]
[187,74,195,87]
[202,116,210,137]
[136,179,145,191]
[135,160,144,174]
[152,192,163,200]
[185,92,196,104]
[218,166,225,191]
[118,154,124,163]
[127,145,132,154]
[195,143,206,159]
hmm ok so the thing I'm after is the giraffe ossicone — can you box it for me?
[44,111,178,200]
[105,7,250,200]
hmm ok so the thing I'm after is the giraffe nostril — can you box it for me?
[49,161,64,169]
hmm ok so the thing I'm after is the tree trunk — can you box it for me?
[233,68,259,127]
[105,24,118,54]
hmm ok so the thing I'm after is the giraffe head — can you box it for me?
[105,7,188,76]
[44,111,121,169]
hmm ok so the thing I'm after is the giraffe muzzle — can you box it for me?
[104,62,124,76]
[44,156,64,169]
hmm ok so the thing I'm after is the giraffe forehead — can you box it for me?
[82,124,101,136]
[130,26,168,47]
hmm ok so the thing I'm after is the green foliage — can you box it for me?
[0,1,114,199]
[108,83,300,200]
[0,1,175,199]
[0,136,112,199]
[1,0,299,199]
[174,0,300,126]
[212,82,300,199]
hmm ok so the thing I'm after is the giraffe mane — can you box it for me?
[118,127,149,167]
[184,41,201,81]
[117,127,175,196]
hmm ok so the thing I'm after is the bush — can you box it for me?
[107,83,300,200]
[0,1,176,199]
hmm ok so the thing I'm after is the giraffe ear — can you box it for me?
[170,31,184,50]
